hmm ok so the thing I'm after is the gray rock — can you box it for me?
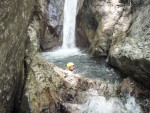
[22,54,64,113]
[108,1,150,89]
[76,0,96,48]
[77,0,132,56]
[0,0,35,112]
[31,0,64,51]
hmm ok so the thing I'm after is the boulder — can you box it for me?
[108,1,150,89]
[20,24,64,112]
[20,54,64,113]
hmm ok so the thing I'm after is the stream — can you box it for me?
[42,48,143,113]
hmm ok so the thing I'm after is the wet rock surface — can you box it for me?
[43,0,64,50]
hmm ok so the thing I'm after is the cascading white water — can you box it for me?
[44,0,79,57]
[64,89,142,113]
[62,0,78,49]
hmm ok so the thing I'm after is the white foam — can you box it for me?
[125,96,142,113]
[42,48,82,59]
[63,89,142,113]
[80,95,142,113]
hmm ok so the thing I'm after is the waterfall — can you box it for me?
[44,0,79,57]
[62,0,78,49]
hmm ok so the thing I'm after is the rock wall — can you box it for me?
[0,0,35,112]
[76,0,95,49]
[77,0,131,56]
[76,0,90,48]
[108,0,150,89]
[31,0,64,51]
[19,23,66,113]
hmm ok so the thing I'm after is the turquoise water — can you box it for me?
[42,51,122,83]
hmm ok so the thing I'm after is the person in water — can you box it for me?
[66,62,75,76]
[65,62,80,85]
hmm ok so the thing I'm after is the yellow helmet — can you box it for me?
[66,62,74,70]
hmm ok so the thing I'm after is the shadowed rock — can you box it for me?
[0,0,36,112]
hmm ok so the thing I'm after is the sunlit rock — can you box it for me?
[77,0,131,56]
[21,54,63,113]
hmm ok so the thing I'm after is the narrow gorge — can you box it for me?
[0,0,150,113]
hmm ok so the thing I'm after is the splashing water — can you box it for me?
[42,48,82,59]
[64,89,142,113]
[80,96,142,113]
[62,0,78,49]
